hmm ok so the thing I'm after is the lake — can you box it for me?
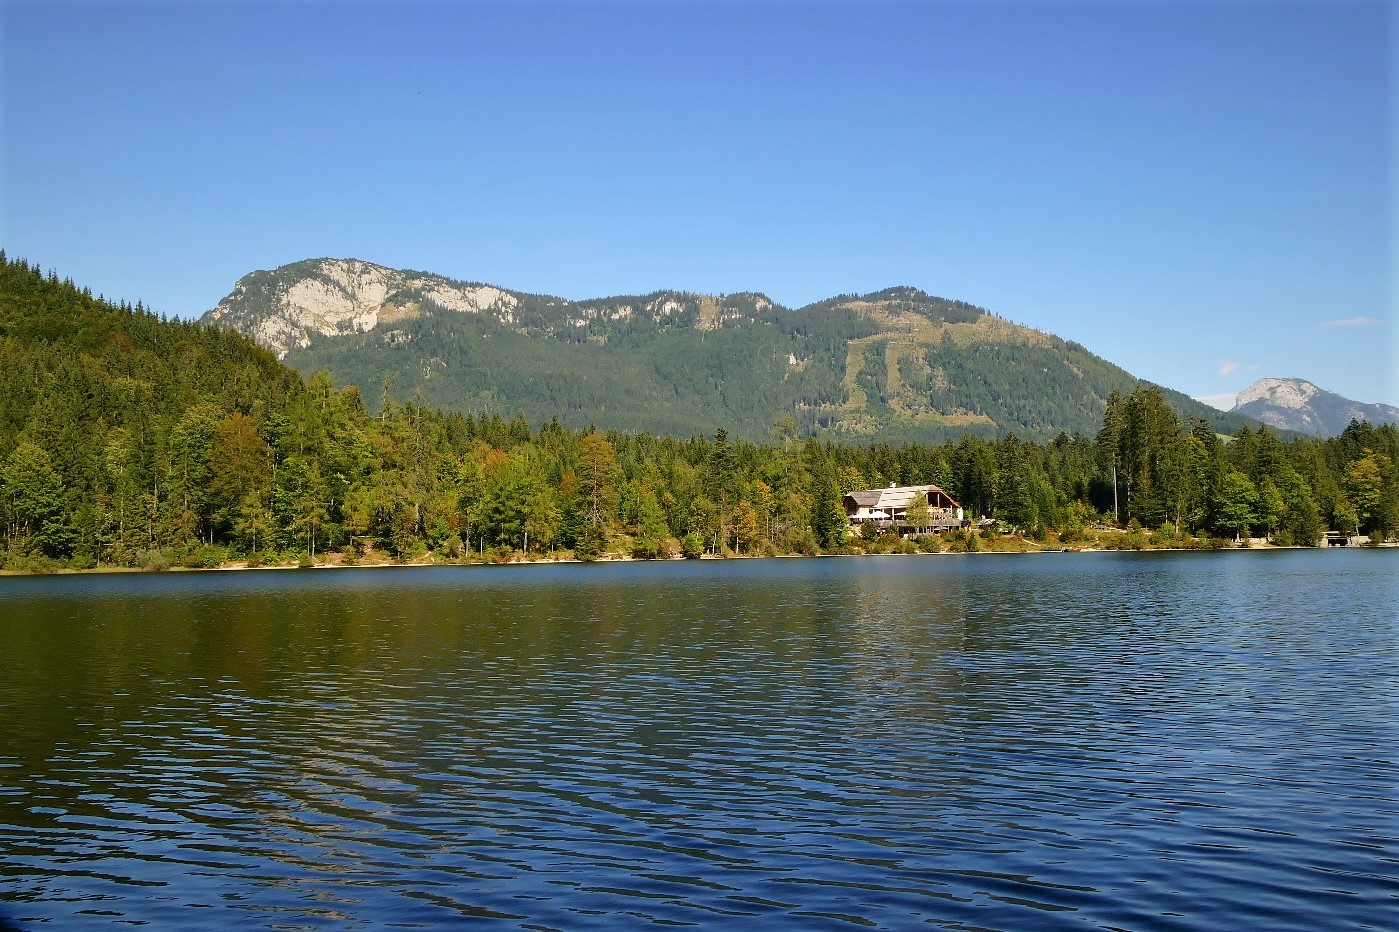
[1,550,1395,930]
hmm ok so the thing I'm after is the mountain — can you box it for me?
[206,258,531,358]
[202,258,1265,442]
[1231,378,1399,438]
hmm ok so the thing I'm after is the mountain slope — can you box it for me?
[1232,378,1399,438]
[2,254,301,443]
[202,258,1265,442]
[0,253,310,565]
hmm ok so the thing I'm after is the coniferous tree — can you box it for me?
[7,254,1397,568]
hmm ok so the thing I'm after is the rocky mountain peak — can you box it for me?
[202,259,792,357]
[1231,377,1399,437]
[204,258,523,358]
[1234,377,1320,410]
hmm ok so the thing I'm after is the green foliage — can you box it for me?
[903,494,932,532]
[2,442,69,556]
[783,526,819,556]
[1344,450,1390,534]
[572,522,604,562]
[809,460,848,551]
[5,255,1395,571]
[1214,470,1260,540]
[680,532,707,559]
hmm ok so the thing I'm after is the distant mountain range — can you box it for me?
[1230,378,1399,438]
[201,258,1270,442]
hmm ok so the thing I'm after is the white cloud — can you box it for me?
[1195,393,1238,412]
[1321,316,1385,328]
[1217,360,1240,377]
[1247,363,1260,371]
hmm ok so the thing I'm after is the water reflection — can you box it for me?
[2,552,1396,929]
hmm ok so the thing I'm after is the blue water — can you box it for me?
[1,550,1396,929]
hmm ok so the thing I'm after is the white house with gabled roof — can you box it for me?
[843,483,965,533]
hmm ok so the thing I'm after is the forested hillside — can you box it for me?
[3,255,1395,572]
[204,259,1265,443]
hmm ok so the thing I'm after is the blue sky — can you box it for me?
[3,0,1394,407]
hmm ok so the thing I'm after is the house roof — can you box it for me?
[842,484,959,510]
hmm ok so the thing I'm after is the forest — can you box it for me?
[244,259,1262,443]
[3,254,1396,571]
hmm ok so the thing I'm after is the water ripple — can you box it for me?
[1,551,1396,929]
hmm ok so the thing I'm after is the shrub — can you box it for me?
[179,544,228,569]
[680,533,706,559]
[140,549,172,572]
[785,527,819,556]
[1,552,65,574]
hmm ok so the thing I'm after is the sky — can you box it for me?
[2,0,1394,408]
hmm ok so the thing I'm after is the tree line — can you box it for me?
[2,254,1395,570]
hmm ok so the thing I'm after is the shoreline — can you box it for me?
[3,538,1390,579]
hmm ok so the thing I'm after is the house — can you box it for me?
[843,483,965,534]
